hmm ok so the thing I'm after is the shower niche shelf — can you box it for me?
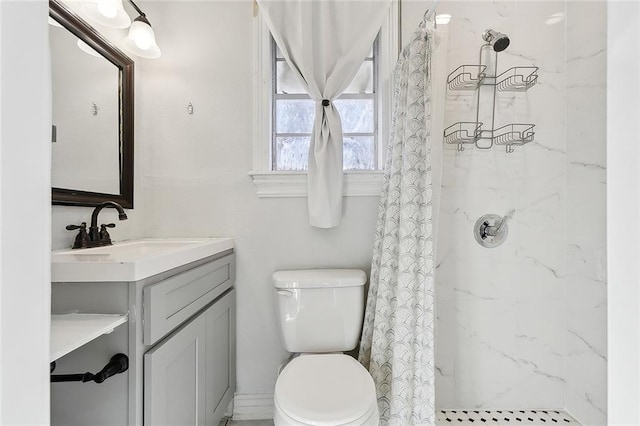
[444,32,538,153]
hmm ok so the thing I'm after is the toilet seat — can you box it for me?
[274,354,378,426]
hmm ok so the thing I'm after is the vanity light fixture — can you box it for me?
[82,0,131,29]
[80,0,162,59]
[123,7,161,59]
[124,15,160,59]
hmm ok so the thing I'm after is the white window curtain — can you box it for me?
[257,0,392,228]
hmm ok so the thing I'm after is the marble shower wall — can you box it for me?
[565,2,607,424]
[431,0,568,411]
[426,1,607,421]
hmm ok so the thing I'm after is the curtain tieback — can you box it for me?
[321,99,330,107]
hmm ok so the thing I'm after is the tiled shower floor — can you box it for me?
[437,410,580,425]
[223,410,580,425]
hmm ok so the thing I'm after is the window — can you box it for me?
[250,4,398,197]
[272,38,379,171]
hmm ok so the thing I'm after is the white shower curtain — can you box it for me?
[257,0,392,228]
[359,26,436,426]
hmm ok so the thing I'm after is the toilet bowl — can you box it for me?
[274,354,378,426]
[272,269,379,426]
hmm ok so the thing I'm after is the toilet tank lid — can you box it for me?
[273,269,367,289]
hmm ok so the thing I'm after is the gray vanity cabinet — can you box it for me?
[51,250,236,426]
[145,308,206,425]
[144,289,236,426]
[205,290,237,425]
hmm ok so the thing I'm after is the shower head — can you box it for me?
[482,29,510,52]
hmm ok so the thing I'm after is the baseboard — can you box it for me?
[232,393,274,421]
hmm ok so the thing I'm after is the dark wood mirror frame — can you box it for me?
[50,0,134,208]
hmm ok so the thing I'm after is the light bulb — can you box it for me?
[129,21,153,49]
[82,0,131,29]
[97,0,118,18]
[123,16,161,59]
[135,36,151,50]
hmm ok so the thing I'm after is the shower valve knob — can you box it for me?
[474,211,514,248]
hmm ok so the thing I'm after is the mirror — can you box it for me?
[49,0,134,208]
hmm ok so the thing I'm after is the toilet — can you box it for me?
[272,269,379,426]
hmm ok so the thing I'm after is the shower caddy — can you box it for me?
[443,38,538,153]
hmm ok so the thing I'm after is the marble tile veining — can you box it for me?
[565,1,607,424]
[433,0,605,416]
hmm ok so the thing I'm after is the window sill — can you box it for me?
[249,171,384,198]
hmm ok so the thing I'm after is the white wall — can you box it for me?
[0,0,51,423]
[607,1,640,425]
[137,0,381,404]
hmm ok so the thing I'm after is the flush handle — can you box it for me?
[276,290,295,298]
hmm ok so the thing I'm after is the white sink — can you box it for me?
[52,238,234,282]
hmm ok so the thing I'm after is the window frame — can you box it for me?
[250,2,399,197]
[271,36,379,171]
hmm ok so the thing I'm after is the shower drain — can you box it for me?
[436,410,580,425]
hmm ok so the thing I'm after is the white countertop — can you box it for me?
[52,238,234,282]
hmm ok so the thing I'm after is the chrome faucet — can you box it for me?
[66,201,128,249]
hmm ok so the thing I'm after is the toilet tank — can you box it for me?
[273,269,367,353]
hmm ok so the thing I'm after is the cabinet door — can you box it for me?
[144,314,206,426]
[205,289,236,426]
